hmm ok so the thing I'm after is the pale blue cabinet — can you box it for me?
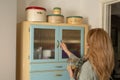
[29,24,85,80]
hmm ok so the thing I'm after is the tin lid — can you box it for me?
[53,7,61,10]
[26,6,46,11]
[47,14,64,17]
[67,16,83,18]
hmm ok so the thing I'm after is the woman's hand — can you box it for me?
[67,65,74,78]
[60,42,69,52]
[60,42,70,55]
[60,42,72,57]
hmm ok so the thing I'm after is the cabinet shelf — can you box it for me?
[62,40,80,44]
[34,40,54,43]
[34,40,80,44]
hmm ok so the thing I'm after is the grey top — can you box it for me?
[69,54,98,80]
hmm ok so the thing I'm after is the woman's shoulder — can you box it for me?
[83,60,91,66]
[82,60,93,71]
[82,60,92,68]
[80,60,98,80]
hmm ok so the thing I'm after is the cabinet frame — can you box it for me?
[16,21,88,80]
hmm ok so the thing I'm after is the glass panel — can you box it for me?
[34,28,55,60]
[62,30,81,59]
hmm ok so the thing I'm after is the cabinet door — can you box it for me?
[59,26,84,61]
[30,25,59,62]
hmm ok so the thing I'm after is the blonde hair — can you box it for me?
[85,28,114,80]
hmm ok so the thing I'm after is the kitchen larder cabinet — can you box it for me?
[16,21,88,80]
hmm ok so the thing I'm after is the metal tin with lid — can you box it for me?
[47,14,64,23]
[26,6,47,21]
[53,7,61,14]
[66,16,83,24]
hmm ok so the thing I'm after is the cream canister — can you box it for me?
[26,6,47,21]
[66,16,83,25]
[47,14,64,23]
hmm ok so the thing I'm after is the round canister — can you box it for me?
[43,50,51,58]
[66,16,83,25]
[53,7,61,14]
[47,14,64,23]
[26,6,47,21]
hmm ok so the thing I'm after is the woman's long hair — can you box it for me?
[85,28,114,80]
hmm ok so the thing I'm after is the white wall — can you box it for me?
[17,0,102,28]
[0,0,16,80]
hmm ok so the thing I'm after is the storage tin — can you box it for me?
[47,14,64,23]
[53,7,61,14]
[66,16,83,25]
[26,6,47,21]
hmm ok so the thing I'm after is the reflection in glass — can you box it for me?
[62,30,81,59]
[34,29,55,60]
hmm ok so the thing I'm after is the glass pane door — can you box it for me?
[59,27,84,61]
[34,29,55,60]
[30,25,58,62]
[62,30,81,58]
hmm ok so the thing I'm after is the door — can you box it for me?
[59,26,85,61]
[30,24,59,63]
[103,1,120,79]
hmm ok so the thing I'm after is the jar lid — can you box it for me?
[47,14,64,17]
[53,7,61,10]
[67,16,83,18]
[26,6,46,11]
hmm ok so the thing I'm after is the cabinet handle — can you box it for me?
[56,74,62,76]
[57,40,59,48]
[56,66,63,68]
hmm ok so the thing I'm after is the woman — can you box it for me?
[60,28,114,80]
